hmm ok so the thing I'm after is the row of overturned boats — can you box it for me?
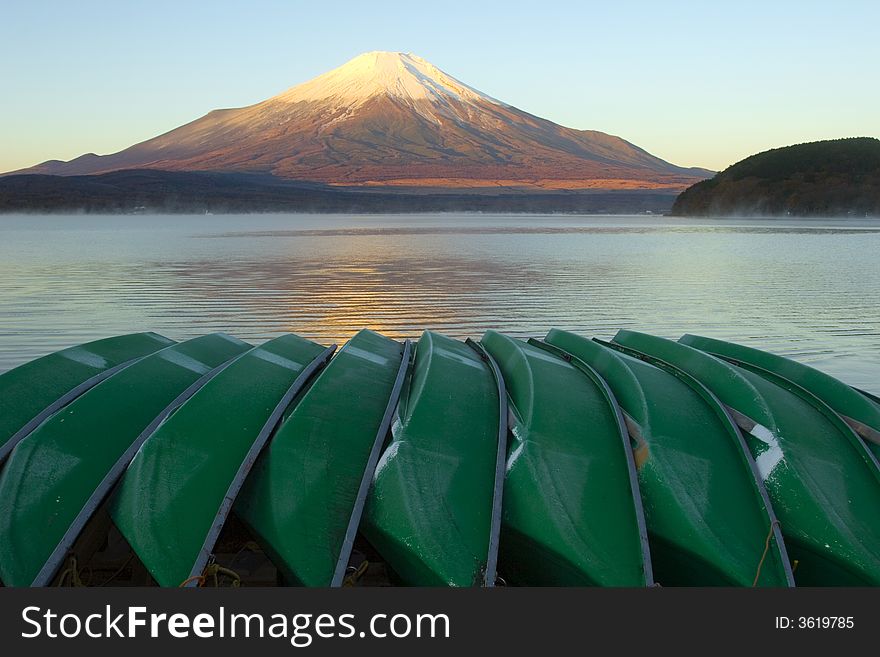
[0,326,878,587]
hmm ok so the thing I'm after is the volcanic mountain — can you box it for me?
[12,51,710,191]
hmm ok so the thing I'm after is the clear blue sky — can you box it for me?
[2,0,877,173]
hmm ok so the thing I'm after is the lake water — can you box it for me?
[1,213,878,393]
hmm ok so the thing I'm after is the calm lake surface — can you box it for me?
[1,213,878,393]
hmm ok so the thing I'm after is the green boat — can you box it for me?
[108,334,334,587]
[0,334,251,587]
[544,329,792,586]
[235,330,410,586]
[612,330,880,586]
[679,334,880,462]
[0,332,173,462]
[360,331,503,586]
[481,330,652,587]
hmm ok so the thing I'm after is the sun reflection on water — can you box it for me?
[0,214,878,392]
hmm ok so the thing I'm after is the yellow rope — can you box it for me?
[210,564,241,587]
[343,560,369,587]
[753,520,781,586]
[180,564,241,588]
[55,556,87,587]
[178,574,206,588]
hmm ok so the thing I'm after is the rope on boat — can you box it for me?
[179,564,241,587]
[343,560,369,586]
[55,555,90,587]
[753,519,781,586]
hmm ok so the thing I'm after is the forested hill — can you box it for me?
[672,137,880,217]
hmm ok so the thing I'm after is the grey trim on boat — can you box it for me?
[620,410,646,446]
[839,414,880,447]
[530,338,655,587]
[0,356,147,463]
[184,344,337,587]
[466,338,509,588]
[720,402,762,435]
[330,339,413,587]
[30,354,245,587]
[598,337,796,587]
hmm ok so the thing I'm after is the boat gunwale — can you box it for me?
[30,343,251,587]
[680,334,880,451]
[528,337,655,587]
[330,338,413,587]
[551,331,797,587]
[465,338,510,588]
[361,330,502,586]
[184,343,337,587]
[703,351,880,476]
[598,337,795,587]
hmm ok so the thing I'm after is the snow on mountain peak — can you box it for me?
[274,51,504,109]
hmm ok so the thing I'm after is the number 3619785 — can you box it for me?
[775,616,854,629]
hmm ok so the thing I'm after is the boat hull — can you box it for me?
[0,334,251,586]
[235,329,408,586]
[482,330,652,587]
[360,331,500,586]
[679,334,880,461]
[108,334,332,587]
[0,333,174,461]
[613,330,880,586]
[545,329,792,586]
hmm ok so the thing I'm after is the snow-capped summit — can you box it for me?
[275,51,503,109]
[14,52,709,190]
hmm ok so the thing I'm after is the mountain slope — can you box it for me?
[672,137,880,217]
[13,52,710,191]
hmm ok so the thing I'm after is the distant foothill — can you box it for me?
[672,137,880,218]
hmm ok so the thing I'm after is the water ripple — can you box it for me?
[0,213,878,392]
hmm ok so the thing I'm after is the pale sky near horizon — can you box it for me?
[2,0,878,173]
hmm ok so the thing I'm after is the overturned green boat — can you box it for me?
[0,328,877,587]
[613,330,880,586]
[236,330,410,586]
[109,334,334,587]
[0,332,173,463]
[679,334,880,462]
[481,331,652,586]
[0,334,251,586]
[543,330,791,586]
[360,331,504,586]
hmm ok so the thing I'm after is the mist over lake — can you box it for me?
[1,213,878,393]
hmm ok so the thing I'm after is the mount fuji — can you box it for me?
[10,52,710,191]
